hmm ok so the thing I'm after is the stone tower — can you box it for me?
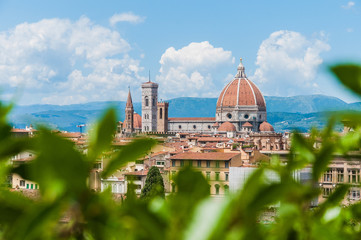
[124,89,134,134]
[141,80,158,132]
[157,101,169,133]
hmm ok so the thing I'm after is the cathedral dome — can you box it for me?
[133,113,142,129]
[218,121,236,132]
[259,121,274,132]
[216,58,266,110]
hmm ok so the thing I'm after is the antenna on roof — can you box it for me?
[148,70,151,82]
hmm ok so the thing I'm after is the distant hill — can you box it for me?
[7,94,360,132]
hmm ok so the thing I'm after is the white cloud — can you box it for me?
[342,1,355,9]
[109,12,145,26]
[0,16,146,105]
[156,41,234,98]
[251,30,330,96]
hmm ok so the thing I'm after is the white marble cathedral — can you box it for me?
[137,58,274,135]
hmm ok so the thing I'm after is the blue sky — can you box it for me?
[0,0,360,105]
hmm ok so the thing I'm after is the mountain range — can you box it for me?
[8,94,360,133]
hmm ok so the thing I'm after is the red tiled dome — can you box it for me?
[216,59,266,109]
[242,122,253,127]
[259,121,274,132]
[133,113,142,129]
[218,122,236,132]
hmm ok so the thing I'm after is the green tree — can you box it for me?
[140,166,165,201]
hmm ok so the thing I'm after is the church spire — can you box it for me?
[235,58,247,78]
[126,88,133,108]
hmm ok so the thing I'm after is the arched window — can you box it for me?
[178,125,182,129]
[193,125,196,129]
[145,97,149,106]
[160,108,163,119]
[224,185,229,194]
[215,184,220,195]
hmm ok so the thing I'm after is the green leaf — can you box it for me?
[31,129,90,199]
[330,64,361,96]
[88,108,117,161]
[101,138,157,178]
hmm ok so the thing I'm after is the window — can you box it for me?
[20,180,25,187]
[348,169,360,183]
[160,108,163,119]
[227,113,232,119]
[215,161,220,168]
[193,125,196,129]
[31,184,33,189]
[35,184,38,189]
[244,114,249,119]
[323,169,332,182]
[215,184,220,195]
[224,185,229,194]
[215,172,220,181]
[172,160,175,167]
[225,161,229,168]
[145,97,149,106]
[178,125,182,129]
[208,125,211,129]
[156,161,165,165]
[180,160,184,167]
[26,184,29,189]
[206,161,210,168]
[350,190,360,200]
[206,172,210,180]
[323,188,332,197]
[197,160,202,167]
[337,169,344,183]
[93,163,102,169]
[152,98,155,106]
[225,172,229,181]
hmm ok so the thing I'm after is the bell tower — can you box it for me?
[157,101,169,133]
[141,80,158,132]
[124,89,134,134]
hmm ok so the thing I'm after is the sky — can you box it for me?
[0,0,360,105]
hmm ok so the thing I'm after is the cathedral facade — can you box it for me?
[126,58,274,135]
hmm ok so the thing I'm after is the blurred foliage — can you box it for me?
[0,63,361,239]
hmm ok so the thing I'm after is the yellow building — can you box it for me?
[170,152,242,195]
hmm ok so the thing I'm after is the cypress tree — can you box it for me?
[140,166,165,201]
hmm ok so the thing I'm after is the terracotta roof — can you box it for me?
[197,137,230,142]
[218,122,236,132]
[168,117,215,121]
[242,122,253,127]
[133,112,142,129]
[259,121,274,132]
[142,81,158,85]
[58,132,82,138]
[216,59,266,109]
[170,152,240,161]
[212,122,219,127]
[150,151,168,157]
[124,170,148,176]
[11,128,36,133]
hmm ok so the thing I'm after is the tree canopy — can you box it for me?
[140,166,165,201]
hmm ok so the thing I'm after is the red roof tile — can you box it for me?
[170,152,240,161]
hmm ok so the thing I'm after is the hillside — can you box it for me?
[8,94,359,132]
